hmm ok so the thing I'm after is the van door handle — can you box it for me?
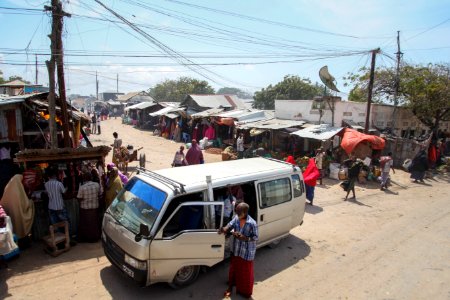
[260,214,264,222]
[211,244,222,248]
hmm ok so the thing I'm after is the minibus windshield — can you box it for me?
[109,177,167,235]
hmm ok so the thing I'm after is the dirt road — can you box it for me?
[1,118,449,299]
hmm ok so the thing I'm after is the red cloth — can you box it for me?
[229,256,254,298]
[285,155,296,165]
[340,128,385,154]
[204,126,216,140]
[302,158,320,187]
[428,145,437,163]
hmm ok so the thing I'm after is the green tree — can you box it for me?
[253,75,326,109]
[0,70,4,84]
[343,67,398,103]
[344,64,450,134]
[216,87,253,99]
[149,77,215,102]
[402,64,450,135]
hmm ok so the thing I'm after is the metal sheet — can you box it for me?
[290,124,343,141]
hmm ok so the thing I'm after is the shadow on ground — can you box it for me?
[0,241,104,298]
[305,204,324,215]
[100,234,310,299]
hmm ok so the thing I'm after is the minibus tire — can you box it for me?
[169,265,200,288]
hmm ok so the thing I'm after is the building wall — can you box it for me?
[275,99,449,137]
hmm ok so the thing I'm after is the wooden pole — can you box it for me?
[53,0,72,147]
[44,3,58,149]
[365,48,380,133]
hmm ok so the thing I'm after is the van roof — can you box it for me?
[137,157,299,192]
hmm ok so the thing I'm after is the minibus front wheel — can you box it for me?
[169,265,200,288]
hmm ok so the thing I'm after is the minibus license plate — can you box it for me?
[122,265,134,278]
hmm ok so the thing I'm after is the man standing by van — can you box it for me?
[219,202,258,298]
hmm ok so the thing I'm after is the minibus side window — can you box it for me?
[291,174,304,197]
[162,203,223,238]
[258,178,292,208]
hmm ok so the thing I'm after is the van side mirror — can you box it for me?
[135,223,150,242]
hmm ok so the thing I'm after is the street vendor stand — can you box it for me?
[14,146,111,241]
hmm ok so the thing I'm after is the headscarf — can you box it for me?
[186,140,204,165]
[107,162,128,184]
[0,175,35,238]
[302,158,320,187]
[105,167,123,208]
[285,155,296,165]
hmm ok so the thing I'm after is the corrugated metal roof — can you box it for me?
[188,94,246,109]
[124,101,156,111]
[0,79,29,87]
[117,92,155,103]
[290,124,343,140]
[0,98,25,107]
[149,105,182,117]
[237,118,305,130]
[190,108,224,118]
[218,109,265,122]
[106,100,122,105]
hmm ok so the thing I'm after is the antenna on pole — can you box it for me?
[391,31,403,133]
[319,66,339,126]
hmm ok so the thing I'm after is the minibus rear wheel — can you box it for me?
[169,265,200,288]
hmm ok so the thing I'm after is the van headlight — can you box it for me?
[124,254,147,270]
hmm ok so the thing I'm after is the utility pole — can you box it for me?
[45,0,71,148]
[391,31,403,133]
[116,73,119,93]
[35,55,38,85]
[96,71,99,99]
[365,48,380,133]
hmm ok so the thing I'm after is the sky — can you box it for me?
[0,0,449,99]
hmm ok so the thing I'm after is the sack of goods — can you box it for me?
[338,168,347,180]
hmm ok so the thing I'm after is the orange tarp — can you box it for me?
[340,128,385,155]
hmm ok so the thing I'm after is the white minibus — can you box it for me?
[102,157,306,287]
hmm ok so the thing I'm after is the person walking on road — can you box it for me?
[97,114,101,135]
[343,158,363,201]
[186,139,204,165]
[236,133,244,159]
[172,145,188,167]
[91,114,97,134]
[380,152,395,190]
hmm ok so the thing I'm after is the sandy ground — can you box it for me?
[1,118,449,300]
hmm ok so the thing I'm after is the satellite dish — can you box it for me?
[319,66,340,92]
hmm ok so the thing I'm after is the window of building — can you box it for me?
[358,113,366,117]
[343,112,352,117]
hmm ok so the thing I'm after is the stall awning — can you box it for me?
[190,108,224,118]
[342,119,364,130]
[340,128,385,154]
[237,118,305,130]
[291,124,343,141]
[149,105,182,117]
[124,101,156,111]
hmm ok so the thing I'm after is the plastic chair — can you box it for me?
[42,221,70,257]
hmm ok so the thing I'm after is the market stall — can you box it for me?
[13,146,111,241]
